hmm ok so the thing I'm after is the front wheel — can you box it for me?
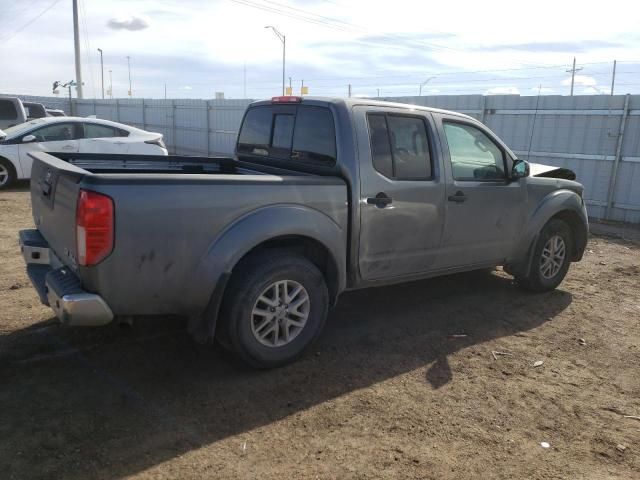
[218,251,329,368]
[0,159,16,190]
[517,219,573,292]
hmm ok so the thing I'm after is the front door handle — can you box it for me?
[366,193,392,208]
[448,191,467,203]
[61,145,75,150]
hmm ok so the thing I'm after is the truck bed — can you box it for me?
[28,151,349,318]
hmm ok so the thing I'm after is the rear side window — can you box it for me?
[367,113,432,180]
[83,123,118,139]
[0,100,18,120]
[237,105,336,165]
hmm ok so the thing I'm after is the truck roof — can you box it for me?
[249,96,476,121]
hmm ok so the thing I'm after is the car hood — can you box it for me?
[529,162,576,180]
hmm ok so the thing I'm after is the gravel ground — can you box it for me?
[1,183,639,480]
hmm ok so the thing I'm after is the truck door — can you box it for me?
[354,106,446,281]
[435,113,526,268]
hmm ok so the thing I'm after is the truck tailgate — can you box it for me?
[29,151,87,268]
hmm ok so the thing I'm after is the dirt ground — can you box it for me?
[1,182,639,480]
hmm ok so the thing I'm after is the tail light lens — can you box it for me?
[76,189,114,266]
[145,136,166,149]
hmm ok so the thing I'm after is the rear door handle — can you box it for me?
[366,193,392,208]
[448,191,467,203]
[61,145,75,150]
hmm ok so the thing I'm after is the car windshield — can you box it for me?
[1,119,47,138]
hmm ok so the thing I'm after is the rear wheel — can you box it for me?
[0,159,16,190]
[219,251,329,368]
[517,219,573,292]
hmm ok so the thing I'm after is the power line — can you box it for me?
[0,0,63,43]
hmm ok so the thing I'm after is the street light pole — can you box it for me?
[108,70,113,99]
[126,56,132,97]
[97,48,104,99]
[265,26,285,96]
[419,76,436,96]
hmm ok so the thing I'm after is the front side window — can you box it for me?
[443,122,505,181]
[30,123,77,142]
[368,113,432,180]
[83,123,118,139]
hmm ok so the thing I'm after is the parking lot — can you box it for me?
[1,183,638,479]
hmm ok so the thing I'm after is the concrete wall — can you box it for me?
[9,93,640,223]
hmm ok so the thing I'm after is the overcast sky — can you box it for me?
[1,0,639,99]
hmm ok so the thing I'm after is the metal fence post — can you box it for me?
[93,99,97,116]
[479,95,487,123]
[605,93,631,220]
[115,99,120,122]
[206,101,211,156]
[141,98,146,131]
[172,100,177,154]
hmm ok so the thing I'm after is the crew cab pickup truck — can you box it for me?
[20,96,588,368]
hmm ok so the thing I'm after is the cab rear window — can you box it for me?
[237,105,336,165]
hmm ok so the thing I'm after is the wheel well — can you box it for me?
[0,156,17,176]
[550,210,587,261]
[233,235,340,305]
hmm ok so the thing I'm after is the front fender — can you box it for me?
[188,204,347,338]
[512,189,588,274]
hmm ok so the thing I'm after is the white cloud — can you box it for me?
[562,75,597,86]
[107,16,149,31]
[485,86,520,95]
[179,85,193,90]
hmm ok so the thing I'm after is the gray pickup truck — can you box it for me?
[20,96,588,368]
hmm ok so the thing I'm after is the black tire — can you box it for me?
[218,250,329,369]
[517,219,573,292]
[0,158,17,190]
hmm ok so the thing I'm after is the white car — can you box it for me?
[0,117,168,189]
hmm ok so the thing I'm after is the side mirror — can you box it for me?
[511,159,530,179]
[22,134,37,143]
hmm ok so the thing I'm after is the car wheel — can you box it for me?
[0,159,16,190]
[219,250,329,368]
[517,219,573,292]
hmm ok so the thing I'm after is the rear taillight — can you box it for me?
[76,189,114,266]
[145,136,166,149]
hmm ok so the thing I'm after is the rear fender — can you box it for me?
[188,205,347,341]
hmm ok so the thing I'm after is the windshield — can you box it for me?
[1,118,47,139]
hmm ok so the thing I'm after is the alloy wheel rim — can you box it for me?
[539,235,566,279]
[251,279,310,347]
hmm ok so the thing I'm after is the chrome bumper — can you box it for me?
[19,229,114,327]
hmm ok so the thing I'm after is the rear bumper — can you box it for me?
[19,229,113,326]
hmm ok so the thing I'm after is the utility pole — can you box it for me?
[72,0,83,98]
[126,56,132,97]
[108,70,113,99]
[377,88,380,98]
[97,48,104,99]
[243,62,247,98]
[265,26,286,96]
[566,57,582,96]
[348,84,352,98]
[610,60,617,96]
